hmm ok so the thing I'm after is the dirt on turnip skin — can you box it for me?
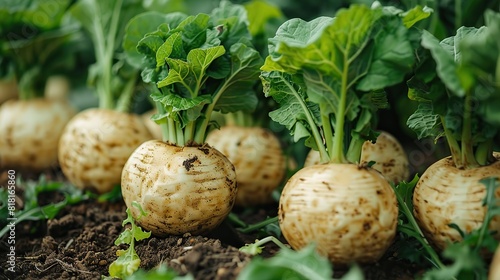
[121,140,237,236]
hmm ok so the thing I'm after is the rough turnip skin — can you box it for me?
[413,152,500,251]
[58,109,152,194]
[279,163,398,265]
[304,131,410,183]
[206,126,286,206]
[0,99,75,171]
[121,140,237,236]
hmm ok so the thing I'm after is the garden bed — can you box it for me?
[0,170,423,280]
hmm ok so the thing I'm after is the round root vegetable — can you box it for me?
[304,131,410,184]
[0,79,18,104]
[206,126,286,206]
[141,109,162,140]
[279,163,398,265]
[121,140,237,236]
[44,75,70,101]
[0,98,75,171]
[413,152,500,251]
[58,109,152,194]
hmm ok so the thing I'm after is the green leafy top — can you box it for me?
[0,0,80,100]
[261,4,429,164]
[407,10,500,169]
[131,0,263,146]
[68,0,144,111]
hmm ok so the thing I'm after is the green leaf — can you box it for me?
[401,5,432,28]
[109,203,151,279]
[406,103,442,139]
[237,244,333,280]
[213,43,263,113]
[123,11,172,68]
[357,16,416,91]
[244,0,283,36]
[420,27,487,97]
[262,4,417,163]
[261,71,320,146]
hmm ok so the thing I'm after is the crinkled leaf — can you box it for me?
[261,71,320,147]
[406,103,442,139]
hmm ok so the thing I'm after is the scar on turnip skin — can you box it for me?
[183,156,198,171]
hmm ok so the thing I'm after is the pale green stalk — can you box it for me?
[329,53,349,164]
[461,90,479,168]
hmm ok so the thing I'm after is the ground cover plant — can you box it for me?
[1,0,500,280]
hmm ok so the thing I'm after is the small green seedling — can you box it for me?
[107,201,151,279]
[239,236,289,255]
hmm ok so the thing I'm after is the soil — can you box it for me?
[0,170,425,280]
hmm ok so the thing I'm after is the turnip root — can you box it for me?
[413,152,500,251]
[0,78,18,104]
[141,109,162,140]
[58,109,152,194]
[279,163,398,265]
[0,98,75,171]
[304,131,410,183]
[206,126,286,206]
[44,75,70,101]
[121,140,237,236]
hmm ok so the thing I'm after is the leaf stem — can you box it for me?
[156,102,170,143]
[319,103,333,163]
[168,117,177,144]
[238,216,279,234]
[475,139,494,166]
[176,121,185,146]
[330,54,349,164]
[461,90,479,169]
[115,72,137,113]
[346,136,365,164]
[440,115,462,168]
[392,187,446,270]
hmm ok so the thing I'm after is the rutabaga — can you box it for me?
[59,109,151,194]
[122,141,236,235]
[121,1,263,235]
[0,99,75,171]
[408,10,500,251]
[261,4,429,264]
[206,125,286,206]
[304,131,410,184]
[58,0,152,192]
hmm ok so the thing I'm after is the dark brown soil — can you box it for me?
[0,171,424,280]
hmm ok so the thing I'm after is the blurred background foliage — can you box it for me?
[1,0,498,172]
